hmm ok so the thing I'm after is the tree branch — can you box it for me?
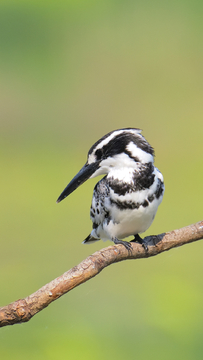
[0,221,203,328]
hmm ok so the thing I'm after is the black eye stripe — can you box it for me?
[95,149,103,159]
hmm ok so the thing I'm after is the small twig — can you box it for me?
[0,221,203,328]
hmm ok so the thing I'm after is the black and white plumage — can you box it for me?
[57,128,164,250]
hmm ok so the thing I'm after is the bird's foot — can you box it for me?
[131,234,148,251]
[142,234,165,247]
[112,238,132,251]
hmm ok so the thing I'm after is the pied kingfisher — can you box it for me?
[57,128,164,250]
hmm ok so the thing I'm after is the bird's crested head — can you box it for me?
[87,128,154,178]
[57,128,154,202]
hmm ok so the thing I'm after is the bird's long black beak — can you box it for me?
[56,162,99,203]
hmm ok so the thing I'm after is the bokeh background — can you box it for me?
[0,0,203,359]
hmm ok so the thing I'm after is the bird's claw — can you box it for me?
[131,234,148,251]
[113,238,132,251]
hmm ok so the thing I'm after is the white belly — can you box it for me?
[98,196,162,240]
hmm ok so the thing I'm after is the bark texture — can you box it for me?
[0,220,203,328]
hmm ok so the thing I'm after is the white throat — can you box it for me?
[90,152,153,179]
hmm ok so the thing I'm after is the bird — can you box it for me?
[57,128,164,250]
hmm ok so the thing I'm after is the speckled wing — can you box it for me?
[83,177,110,243]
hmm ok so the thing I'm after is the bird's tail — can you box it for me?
[82,234,100,245]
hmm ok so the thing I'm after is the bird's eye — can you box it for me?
[95,149,103,160]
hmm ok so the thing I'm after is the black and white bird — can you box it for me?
[57,128,164,250]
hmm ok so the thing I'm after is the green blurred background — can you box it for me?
[0,0,202,359]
